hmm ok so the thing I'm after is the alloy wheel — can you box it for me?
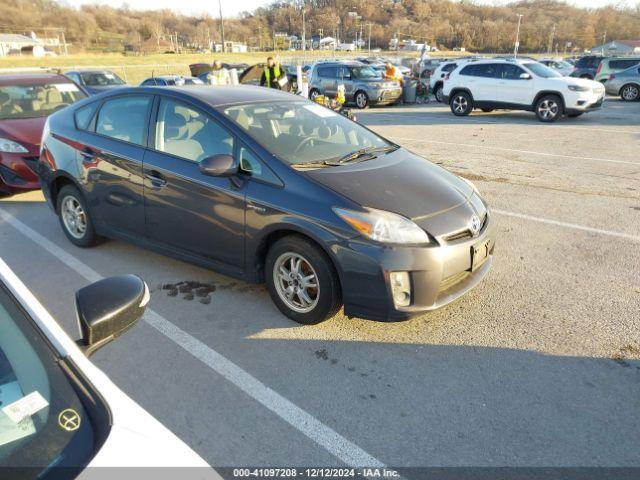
[621,85,639,101]
[537,99,559,120]
[452,95,468,114]
[355,92,367,109]
[435,87,444,103]
[273,252,319,313]
[61,196,87,240]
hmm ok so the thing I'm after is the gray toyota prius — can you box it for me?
[38,85,495,324]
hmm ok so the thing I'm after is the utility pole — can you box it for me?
[258,26,262,51]
[547,23,555,54]
[367,23,372,54]
[302,6,306,52]
[601,30,607,54]
[218,0,225,53]
[514,14,523,57]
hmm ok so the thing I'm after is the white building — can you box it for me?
[0,33,40,56]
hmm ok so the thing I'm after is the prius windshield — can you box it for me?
[0,282,95,473]
[223,101,391,166]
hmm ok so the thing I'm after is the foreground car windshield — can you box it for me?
[0,84,86,120]
[223,101,391,165]
[81,72,124,86]
[524,62,562,78]
[0,284,95,471]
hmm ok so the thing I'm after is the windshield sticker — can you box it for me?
[53,83,80,93]
[2,389,49,424]
[0,382,37,447]
[303,104,338,118]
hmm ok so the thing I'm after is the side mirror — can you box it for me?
[75,275,149,356]
[199,154,239,177]
[520,73,532,80]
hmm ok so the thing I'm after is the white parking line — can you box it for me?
[0,208,385,468]
[493,209,640,243]
[389,136,640,166]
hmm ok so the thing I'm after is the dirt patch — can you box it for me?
[160,280,262,304]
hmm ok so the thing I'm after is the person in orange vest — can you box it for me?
[384,61,404,86]
[260,57,285,89]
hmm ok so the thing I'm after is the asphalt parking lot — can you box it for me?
[1,98,639,470]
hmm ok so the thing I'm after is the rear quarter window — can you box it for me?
[74,102,99,131]
[609,59,640,70]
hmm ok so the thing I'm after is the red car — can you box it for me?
[0,73,86,195]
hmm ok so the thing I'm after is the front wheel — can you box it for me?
[535,94,562,122]
[265,236,342,324]
[450,91,473,116]
[354,91,369,109]
[620,83,640,101]
[57,185,99,247]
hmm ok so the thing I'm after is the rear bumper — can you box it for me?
[338,214,496,322]
[0,152,40,193]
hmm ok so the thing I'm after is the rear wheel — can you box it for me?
[450,91,473,116]
[57,185,99,247]
[309,88,321,101]
[434,84,444,103]
[620,83,640,101]
[265,236,342,324]
[535,94,562,122]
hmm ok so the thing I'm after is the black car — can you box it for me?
[570,55,605,80]
[65,70,127,95]
[38,86,495,324]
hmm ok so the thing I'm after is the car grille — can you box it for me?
[443,213,488,243]
[21,156,40,174]
[438,270,470,293]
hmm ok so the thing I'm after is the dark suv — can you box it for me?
[570,55,605,80]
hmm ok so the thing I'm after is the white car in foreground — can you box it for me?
[0,258,216,476]
[442,58,605,122]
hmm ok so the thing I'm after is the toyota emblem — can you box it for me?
[470,215,481,236]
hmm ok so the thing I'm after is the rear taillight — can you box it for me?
[596,63,602,74]
[609,74,615,80]
[444,73,450,81]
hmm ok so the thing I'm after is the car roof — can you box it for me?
[105,85,298,107]
[314,61,363,67]
[0,73,71,87]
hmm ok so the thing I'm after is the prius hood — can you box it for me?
[305,148,474,219]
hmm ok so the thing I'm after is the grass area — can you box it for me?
[0,50,424,84]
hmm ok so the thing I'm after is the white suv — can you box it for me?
[429,58,474,103]
[442,58,606,122]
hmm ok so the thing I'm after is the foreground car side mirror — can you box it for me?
[75,275,149,356]
[520,73,532,80]
[199,154,239,177]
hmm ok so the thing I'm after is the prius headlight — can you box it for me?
[0,138,28,153]
[333,207,430,245]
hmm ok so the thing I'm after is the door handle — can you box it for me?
[145,170,167,189]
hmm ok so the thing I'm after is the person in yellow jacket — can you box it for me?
[260,57,285,89]
[207,60,231,86]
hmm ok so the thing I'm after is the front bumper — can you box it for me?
[368,87,403,105]
[337,213,496,322]
[565,89,605,113]
[0,152,40,193]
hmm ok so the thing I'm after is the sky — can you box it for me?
[63,0,640,18]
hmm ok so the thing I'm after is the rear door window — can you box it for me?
[609,59,640,70]
[459,65,477,76]
[442,63,458,73]
[317,67,338,78]
[95,95,152,146]
[475,64,499,78]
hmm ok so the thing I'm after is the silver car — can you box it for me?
[604,63,640,101]
[308,61,402,109]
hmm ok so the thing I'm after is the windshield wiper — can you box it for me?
[291,161,335,169]
[327,145,399,165]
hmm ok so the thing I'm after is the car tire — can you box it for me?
[354,91,369,109]
[309,88,321,101]
[57,185,99,247]
[620,83,640,101]
[450,91,473,116]
[535,94,562,122]
[265,235,342,325]
[434,84,444,103]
